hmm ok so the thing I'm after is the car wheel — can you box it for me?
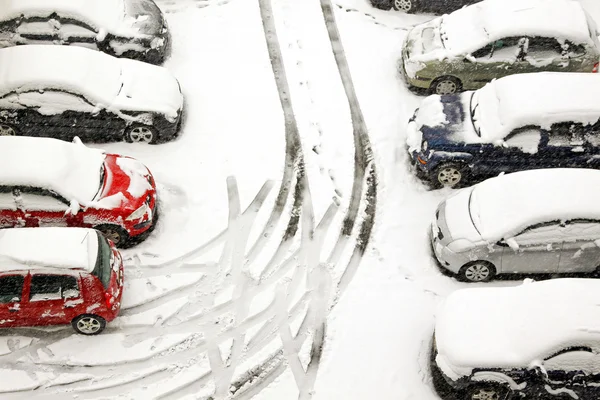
[431,76,462,95]
[95,224,129,247]
[459,261,496,282]
[0,122,17,136]
[466,384,510,400]
[72,314,106,335]
[433,163,467,188]
[393,0,417,12]
[125,125,157,144]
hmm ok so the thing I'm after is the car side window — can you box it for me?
[559,220,600,241]
[524,36,563,64]
[14,187,69,212]
[30,275,80,302]
[58,20,98,41]
[17,90,95,114]
[473,37,522,62]
[513,221,561,245]
[544,347,598,373]
[504,126,541,153]
[0,93,23,109]
[563,40,586,57]
[0,275,24,303]
[16,19,58,38]
[548,122,585,148]
[0,186,16,210]
[585,119,600,146]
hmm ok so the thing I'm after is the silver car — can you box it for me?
[432,168,600,282]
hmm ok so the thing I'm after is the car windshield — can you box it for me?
[469,91,482,137]
[92,232,112,290]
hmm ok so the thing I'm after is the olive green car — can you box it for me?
[400,0,600,95]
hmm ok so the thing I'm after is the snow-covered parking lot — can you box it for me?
[1,0,600,399]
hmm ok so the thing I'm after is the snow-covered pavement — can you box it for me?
[1,0,599,399]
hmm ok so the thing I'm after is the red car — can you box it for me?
[0,227,124,335]
[0,136,158,247]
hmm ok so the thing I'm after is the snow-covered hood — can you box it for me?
[405,19,446,62]
[442,188,483,245]
[112,59,183,122]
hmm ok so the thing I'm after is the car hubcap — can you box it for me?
[77,317,101,334]
[0,124,15,136]
[129,126,154,143]
[472,388,499,400]
[465,264,490,282]
[437,167,461,186]
[435,80,457,95]
[394,0,412,11]
[102,229,121,244]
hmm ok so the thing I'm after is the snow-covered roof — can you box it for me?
[0,45,122,105]
[435,279,600,378]
[443,0,594,55]
[0,137,106,204]
[0,0,126,34]
[469,168,600,242]
[477,72,600,142]
[0,228,99,273]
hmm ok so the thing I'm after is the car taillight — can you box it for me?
[105,292,114,308]
[593,62,599,73]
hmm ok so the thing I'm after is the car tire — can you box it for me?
[95,224,130,247]
[431,76,462,95]
[432,163,468,188]
[125,125,158,144]
[393,0,418,13]
[465,383,510,400]
[459,261,496,282]
[72,314,107,335]
[0,122,17,136]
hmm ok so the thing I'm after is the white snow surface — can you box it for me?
[443,0,595,56]
[0,45,183,119]
[435,278,600,378]
[0,136,105,203]
[477,72,600,142]
[0,0,149,37]
[0,227,99,272]
[469,168,600,242]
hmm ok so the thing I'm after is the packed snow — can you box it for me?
[0,227,99,272]
[1,0,600,399]
[435,278,600,379]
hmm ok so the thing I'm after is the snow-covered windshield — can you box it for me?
[440,6,487,54]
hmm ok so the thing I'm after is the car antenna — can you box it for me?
[81,231,89,244]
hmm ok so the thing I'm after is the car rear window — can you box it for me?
[92,232,112,289]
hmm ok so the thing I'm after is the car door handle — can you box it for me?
[8,308,18,312]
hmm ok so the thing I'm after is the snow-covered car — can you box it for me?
[0,227,124,335]
[433,278,600,400]
[407,72,600,188]
[0,45,183,144]
[0,0,170,64]
[370,0,480,14]
[400,0,600,94]
[431,168,600,282]
[0,136,158,247]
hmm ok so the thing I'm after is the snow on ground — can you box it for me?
[1,0,600,398]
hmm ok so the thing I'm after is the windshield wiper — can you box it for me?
[469,92,481,137]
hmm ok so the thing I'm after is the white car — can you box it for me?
[0,45,183,143]
[0,0,170,64]
[433,279,600,400]
[431,168,600,281]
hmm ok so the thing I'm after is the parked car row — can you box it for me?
[0,0,176,335]
[392,0,600,399]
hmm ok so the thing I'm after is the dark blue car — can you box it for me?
[370,0,480,14]
[405,72,600,188]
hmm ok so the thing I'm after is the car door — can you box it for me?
[0,187,21,228]
[500,222,562,274]
[467,37,525,87]
[26,274,82,326]
[522,36,570,73]
[541,347,598,398]
[541,123,590,168]
[14,187,82,228]
[483,126,543,174]
[14,18,59,45]
[0,274,28,327]
[557,220,600,274]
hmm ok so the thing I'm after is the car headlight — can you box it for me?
[422,140,428,151]
[126,203,149,221]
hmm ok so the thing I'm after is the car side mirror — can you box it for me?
[533,365,549,381]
